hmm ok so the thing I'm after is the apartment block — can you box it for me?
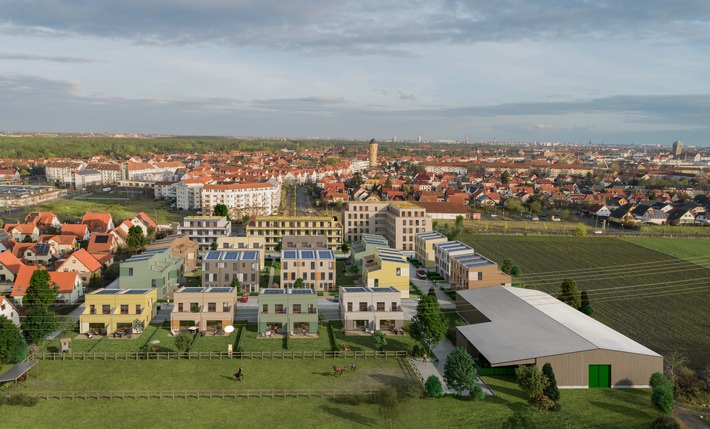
[176,177,211,210]
[351,233,389,266]
[257,288,318,335]
[246,216,342,252]
[119,247,184,298]
[216,236,266,267]
[342,201,431,251]
[280,249,335,291]
[201,181,280,219]
[170,286,237,334]
[414,231,448,269]
[202,250,261,293]
[434,240,474,280]
[449,253,512,291]
[339,286,404,332]
[281,235,329,250]
[80,288,157,335]
[177,216,231,251]
[146,233,200,274]
[362,246,410,298]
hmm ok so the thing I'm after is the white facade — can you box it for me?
[434,240,475,280]
[176,181,205,210]
[0,296,20,326]
[339,287,405,332]
[201,182,280,218]
[177,216,232,250]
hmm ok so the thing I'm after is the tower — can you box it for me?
[672,141,683,158]
[369,138,378,167]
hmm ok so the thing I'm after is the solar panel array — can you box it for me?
[282,250,297,259]
[341,287,367,293]
[241,251,258,260]
[204,252,221,260]
[180,287,205,293]
[262,289,285,294]
[95,289,120,295]
[35,243,51,254]
[301,250,315,259]
[318,250,334,259]
[223,251,240,260]
[94,235,109,244]
[0,230,10,241]
[123,289,151,295]
[290,289,314,294]
[371,287,398,293]
[208,287,233,293]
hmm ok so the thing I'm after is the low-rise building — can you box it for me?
[247,216,342,252]
[361,247,410,298]
[351,233,389,266]
[449,253,511,291]
[170,286,237,334]
[280,249,336,291]
[80,288,157,335]
[414,231,448,269]
[202,250,261,292]
[216,236,266,267]
[57,248,102,284]
[339,286,404,333]
[0,296,20,326]
[119,247,184,298]
[257,288,318,336]
[147,234,199,274]
[177,216,231,251]
[434,240,475,280]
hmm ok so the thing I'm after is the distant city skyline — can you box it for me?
[1,1,709,145]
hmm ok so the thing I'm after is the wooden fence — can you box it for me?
[2,388,378,401]
[32,350,408,361]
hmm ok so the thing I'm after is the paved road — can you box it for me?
[295,186,321,216]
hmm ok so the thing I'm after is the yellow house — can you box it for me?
[362,246,410,298]
[414,231,448,268]
[80,288,157,335]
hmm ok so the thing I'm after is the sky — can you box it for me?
[1,1,709,146]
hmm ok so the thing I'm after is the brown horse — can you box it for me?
[234,368,244,382]
[332,365,345,376]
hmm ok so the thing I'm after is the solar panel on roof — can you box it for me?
[371,287,397,292]
[35,243,50,253]
[224,251,239,260]
[318,250,333,259]
[290,289,314,294]
[209,287,233,293]
[95,289,120,294]
[283,250,297,259]
[123,289,150,294]
[241,251,257,260]
[301,250,315,259]
[0,230,11,241]
[180,287,205,293]
[204,252,221,260]
[342,287,367,293]
[94,235,109,243]
[262,289,285,294]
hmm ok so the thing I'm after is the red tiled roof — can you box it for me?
[0,251,25,275]
[11,265,38,297]
[61,223,88,238]
[49,271,79,293]
[65,248,102,273]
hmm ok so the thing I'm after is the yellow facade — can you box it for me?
[361,247,410,298]
[80,289,157,335]
[247,216,343,252]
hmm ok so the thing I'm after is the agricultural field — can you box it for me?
[0,371,661,429]
[462,234,710,368]
[622,238,710,269]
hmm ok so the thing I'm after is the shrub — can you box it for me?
[327,321,338,351]
[542,363,560,401]
[372,330,387,351]
[651,416,682,429]
[6,393,38,407]
[173,332,193,353]
[395,379,424,399]
[425,375,443,398]
[651,384,674,414]
[528,394,556,410]
[650,372,671,389]
[502,411,537,429]
[412,344,424,358]
[470,385,485,400]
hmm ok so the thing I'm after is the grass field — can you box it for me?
[622,238,710,269]
[0,372,661,429]
[461,234,710,368]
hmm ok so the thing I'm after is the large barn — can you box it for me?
[456,286,663,388]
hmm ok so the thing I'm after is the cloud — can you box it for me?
[0,52,102,63]
[1,1,708,54]
[378,89,417,101]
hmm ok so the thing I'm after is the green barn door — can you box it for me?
[589,365,611,388]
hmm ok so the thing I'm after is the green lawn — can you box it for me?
[332,321,420,353]
[336,260,359,286]
[462,234,710,368]
[240,324,332,352]
[622,238,710,269]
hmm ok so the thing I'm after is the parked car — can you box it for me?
[593,230,603,235]
[551,215,561,222]
[240,294,249,302]
[531,217,540,221]
[416,269,427,280]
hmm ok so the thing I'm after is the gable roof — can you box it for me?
[60,223,89,238]
[0,251,25,275]
[49,271,80,293]
[87,233,114,253]
[65,248,102,272]
[11,265,38,297]
[81,213,113,233]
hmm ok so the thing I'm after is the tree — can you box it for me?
[212,203,230,220]
[22,235,33,243]
[443,347,479,396]
[174,332,193,353]
[425,374,443,398]
[409,294,447,356]
[501,259,513,274]
[230,276,242,293]
[274,241,282,252]
[293,278,305,289]
[652,384,674,414]
[501,170,510,184]
[510,265,521,276]
[559,278,581,310]
[372,330,387,351]
[515,365,549,403]
[580,290,593,315]
[340,242,351,253]
[454,215,465,231]
[542,363,560,401]
[575,223,587,237]
[0,316,24,364]
[241,215,251,225]
[21,306,58,345]
[23,269,57,309]
[126,225,146,252]
[210,241,218,251]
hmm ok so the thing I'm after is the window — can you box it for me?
[120,305,128,315]
[151,279,157,288]
[359,302,367,311]
[376,302,385,311]
[178,303,183,312]
[127,268,133,276]
[262,304,268,314]
[275,304,285,314]
[223,302,230,312]
[373,279,379,287]
[396,268,401,276]
[391,302,397,311]
[90,305,96,314]
[292,304,301,314]
[102,305,110,315]
[308,304,315,314]
[347,302,352,312]
[208,303,216,312]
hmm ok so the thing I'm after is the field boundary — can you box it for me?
[2,388,379,401]
[31,350,408,361]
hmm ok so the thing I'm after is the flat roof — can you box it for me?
[456,287,661,365]
[415,231,447,240]
[341,286,399,294]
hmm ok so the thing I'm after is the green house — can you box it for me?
[119,247,184,299]
[257,288,318,335]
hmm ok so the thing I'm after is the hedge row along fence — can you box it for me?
[31,350,408,361]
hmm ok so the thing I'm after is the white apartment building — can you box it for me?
[201,182,280,219]
[45,161,86,183]
[177,216,231,251]
[176,177,211,210]
[434,240,475,280]
[339,286,404,332]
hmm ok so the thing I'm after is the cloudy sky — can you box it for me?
[1,1,709,145]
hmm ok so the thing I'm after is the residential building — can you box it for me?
[170,286,237,334]
[449,252,512,291]
[45,160,86,183]
[413,201,469,220]
[13,266,84,305]
[5,223,39,242]
[216,236,266,267]
[147,234,200,274]
[246,216,342,252]
[81,213,115,233]
[257,288,318,335]
[154,180,178,200]
[351,233,389,266]
[281,235,329,250]
[25,211,62,231]
[81,288,157,335]
[177,216,231,251]
[0,296,20,326]
[0,185,67,209]
[87,232,119,254]
[414,231,448,269]
[72,170,103,190]
[342,201,431,251]
[60,223,90,241]
[119,247,184,298]
[57,248,102,285]
[0,251,25,283]
[339,286,404,332]
[456,286,663,388]
[46,234,78,255]
[202,250,261,292]
[361,246,410,298]
[434,240,475,280]
[176,177,211,210]
[280,249,336,291]
[201,181,280,219]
